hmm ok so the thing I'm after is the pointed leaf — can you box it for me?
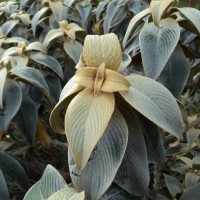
[64,40,83,64]
[30,53,63,79]
[123,8,151,48]
[48,186,84,200]
[26,42,47,54]
[0,169,10,200]
[180,183,200,200]
[96,0,110,21]
[23,164,66,200]
[177,7,200,35]
[120,74,184,138]
[2,20,19,36]
[0,151,28,191]
[0,67,7,109]
[185,172,200,190]
[186,128,200,148]
[76,3,91,26]
[115,104,149,196]
[13,96,38,144]
[43,29,63,47]
[9,67,49,95]
[164,174,183,197]
[65,88,115,170]
[49,1,64,22]
[0,80,22,132]
[69,109,128,199]
[158,45,190,98]
[139,18,180,79]
[50,76,83,134]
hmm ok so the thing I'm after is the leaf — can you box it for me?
[43,29,64,47]
[83,33,121,71]
[118,52,132,73]
[123,8,151,48]
[164,174,183,197]
[186,128,200,148]
[31,7,49,36]
[115,103,149,196]
[177,7,200,35]
[64,40,83,64]
[23,164,66,200]
[13,96,38,144]
[0,169,10,200]
[150,0,173,26]
[166,144,191,156]
[158,45,190,98]
[0,151,29,191]
[103,0,128,33]
[120,74,184,138]
[47,186,84,200]
[26,42,47,54]
[185,172,200,190]
[30,53,63,79]
[49,1,64,22]
[65,88,115,170]
[50,76,83,134]
[76,3,91,26]
[69,109,128,199]
[9,67,49,96]
[139,18,180,79]
[96,0,110,21]
[180,183,200,200]
[0,79,22,132]
[0,67,7,109]
[2,19,19,36]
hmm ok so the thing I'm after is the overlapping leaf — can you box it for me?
[0,169,10,200]
[65,88,115,170]
[139,18,180,79]
[69,109,128,199]
[120,74,184,138]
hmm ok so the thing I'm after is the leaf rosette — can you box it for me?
[50,33,185,171]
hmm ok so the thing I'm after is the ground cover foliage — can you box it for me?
[0,0,200,199]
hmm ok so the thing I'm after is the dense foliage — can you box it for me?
[0,0,200,199]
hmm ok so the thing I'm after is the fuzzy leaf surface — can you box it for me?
[69,109,128,199]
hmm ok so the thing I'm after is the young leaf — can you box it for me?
[139,18,180,79]
[13,96,38,144]
[0,80,22,132]
[69,109,128,199]
[0,169,10,200]
[120,74,184,138]
[23,164,66,200]
[158,45,190,98]
[0,151,29,191]
[65,88,115,170]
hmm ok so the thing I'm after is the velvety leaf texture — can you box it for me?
[139,18,180,79]
[68,109,128,200]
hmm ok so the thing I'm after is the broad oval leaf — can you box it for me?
[139,18,180,79]
[0,169,10,200]
[0,67,7,109]
[158,45,190,98]
[50,76,83,134]
[30,53,63,79]
[0,79,22,132]
[185,172,200,190]
[115,102,149,196]
[47,186,84,200]
[9,67,49,96]
[120,74,184,138]
[180,183,200,200]
[13,96,38,144]
[65,88,115,170]
[69,109,128,199]
[64,40,83,64]
[23,164,66,200]
[0,151,28,191]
